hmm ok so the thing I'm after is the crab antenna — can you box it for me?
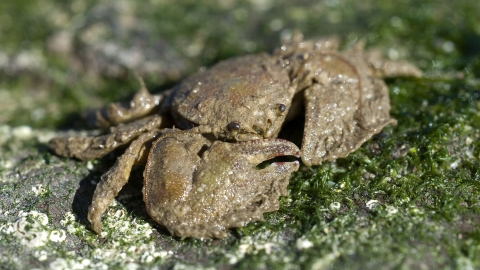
[134,72,148,92]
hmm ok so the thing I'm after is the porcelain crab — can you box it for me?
[49,35,421,239]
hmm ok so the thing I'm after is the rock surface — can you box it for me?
[1,0,480,269]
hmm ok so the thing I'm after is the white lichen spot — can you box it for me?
[326,181,335,187]
[386,205,398,217]
[141,253,154,263]
[60,211,83,234]
[113,209,125,218]
[49,258,68,269]
[91,262,108,270]
[465,137,473,145]
[49,257,93,270]
[227,241,252,264]
[158,250,173,258]
[2,159,13,169]
[33,250,49,261]
[125,263,140,270]
[185,42,203,57]
[456,256,474,270]
[172,263,216,270]
[49,230,66,242]
[11,125,33,139]
[1,211,66,247]
[254,242,276,254]
[32,183,47,196]
[442,40,455,53]
[36,130,58,143]
[86,160,94,170]
[366,200,380,211]
[226,232,286,264]
[226,254,239,265]
[329,202,341,211]
[398,197,410,205]
[311,251,340,269]
[81,259,91,267]
[140,250,172,263]
[80,203,176,266]
[269,18,283,31]
[450,160,460,169]
[296,237,314,250]
[388,48,399,60]
[409,206,424,216]
[42,202,172,267]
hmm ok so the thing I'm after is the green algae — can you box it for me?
[1,0,480,269]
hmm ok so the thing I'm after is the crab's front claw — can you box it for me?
[143,132,300,239]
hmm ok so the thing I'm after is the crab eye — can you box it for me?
[277,103,286,113]
[227,121,241,131]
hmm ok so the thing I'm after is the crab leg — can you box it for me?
[86,77,168,128]
[88,129,162,234]
[301,78,396,166]
[300,42,419,166]
[144,133,300,239]
[48,114,165,160]
[359,47,423,78]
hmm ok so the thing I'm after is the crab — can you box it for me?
[49,35,421,239]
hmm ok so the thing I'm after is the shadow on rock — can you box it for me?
[71,172,98,227]
[71,165,171,237]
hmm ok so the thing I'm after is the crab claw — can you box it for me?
[143,132,300,239]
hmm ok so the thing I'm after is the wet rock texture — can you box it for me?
[1,0,480,269]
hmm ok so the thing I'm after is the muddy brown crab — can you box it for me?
[49,35,421,239]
